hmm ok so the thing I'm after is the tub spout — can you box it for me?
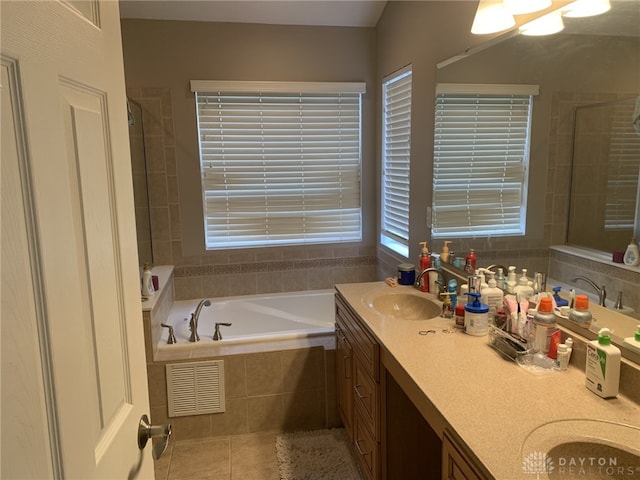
[189,298,211,342]
[213,322,232,341]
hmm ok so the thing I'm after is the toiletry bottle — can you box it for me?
[418,242,431,292]
[441,240,452,263]
[397,263,416,286]
[506,266,517,294]
[585,328,621,398]
[454,305,465,329]
[480,272,503,323]
[429,254,441,294]
[463,291,489,336]
[568,294,592,326]
[142,263,155,297]
[448,278,458,309]
[623,325,640,354]
[556,344,569,370]
[513,270,534,300]
[533,297,556,354]
[495,267,505,290]
[440,292,453,318]
[623,238,640,266]
[565,337,574,362]
[464,248,476,273]
[552,286,569,307]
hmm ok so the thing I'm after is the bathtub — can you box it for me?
[156,289,336,360]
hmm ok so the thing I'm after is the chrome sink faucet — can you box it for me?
[415,267,452,295]
[570,276,607,307]
[189,298,211,342]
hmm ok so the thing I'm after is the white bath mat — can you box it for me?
[275,428,363,480]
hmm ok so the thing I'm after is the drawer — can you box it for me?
[336,293,379,380]
[353,405,379,480]
[353,357,379,439]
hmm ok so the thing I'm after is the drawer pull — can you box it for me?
[354,384,368,400]
[355,439,369,456]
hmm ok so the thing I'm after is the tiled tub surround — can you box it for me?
[148,346,339,441]
[142,280,339,441]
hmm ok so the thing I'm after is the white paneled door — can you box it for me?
[1,1,153,478]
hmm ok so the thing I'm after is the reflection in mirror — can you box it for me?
[436,1,640,257]
[127,98,154,267]
[568,98,640,252]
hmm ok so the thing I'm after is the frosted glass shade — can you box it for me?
[563,0,611,18]
[520,10,565,36]
[471,0,516,35]
[503,0,551,15]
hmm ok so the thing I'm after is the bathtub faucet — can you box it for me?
[213,322,232,341]
[189,298,211,342]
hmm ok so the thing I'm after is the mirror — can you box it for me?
[568,97,640,251]
[436,2,640,254]
[127,98,154,267]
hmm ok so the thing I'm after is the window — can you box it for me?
[381,66,412,257]
[432,84,538,238]
[603,100,640,231]
[190,81,365,249]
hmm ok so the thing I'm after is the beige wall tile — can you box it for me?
[281,389,323,431]
[147,362,167,408]
[280,348,320,393]
[211,398,249,437]
[247,395,285,433]
[246,352,282,396]
[171,414,212,441]
[224,355,247,399]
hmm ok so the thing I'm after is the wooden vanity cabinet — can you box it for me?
[442,430,485,480]
[335,292,381,480]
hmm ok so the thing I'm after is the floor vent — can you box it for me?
[166,360,225,417]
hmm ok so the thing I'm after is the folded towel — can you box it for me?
[633,96,640,135]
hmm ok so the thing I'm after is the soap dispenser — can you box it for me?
[418,242,431,292]
[513,269,533,300]
[552,286,569,307]
[623,238,640,266]
[441,240,452,263]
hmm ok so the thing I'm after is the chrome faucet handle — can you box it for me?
[160,323,177,344]
[213,322,232,341]
[188,314,200,342]
[614,291,624,310]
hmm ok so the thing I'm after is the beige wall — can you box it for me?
[121,19,378,298]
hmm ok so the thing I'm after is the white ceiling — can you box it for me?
[118,0,388,27]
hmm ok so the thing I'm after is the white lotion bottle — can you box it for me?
[585,328,620,398]
[623,238,640,266]
[141,263,155,298]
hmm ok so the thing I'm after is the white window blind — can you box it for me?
[191,81,365,249]
[432,84,538,238]
[381,66,412,257]
[604,100,640,230]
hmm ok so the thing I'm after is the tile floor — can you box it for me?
[154,431,281,480]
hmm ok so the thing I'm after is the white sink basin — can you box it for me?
[521,419,640,479]
[367,293,441,320]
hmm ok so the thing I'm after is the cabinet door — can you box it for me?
[353,405,379,480]
[336,324,353,436]
[442,431,483,480]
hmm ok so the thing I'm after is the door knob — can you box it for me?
[137,414,172,460]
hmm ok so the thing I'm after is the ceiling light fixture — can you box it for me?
[563,0,611,18]
[471,0,516,35]
[520,10,565,36]
[503,0,552,15]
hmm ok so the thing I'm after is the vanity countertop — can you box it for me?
[336,281,640,480]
